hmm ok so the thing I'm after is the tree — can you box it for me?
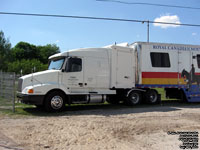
[7,59,48,75]
[11,42,40,61]
[38,44,60,64]
[11,42,60,63]
[9,42,60,74]
[0,30,60,74]
[0,31,11,71]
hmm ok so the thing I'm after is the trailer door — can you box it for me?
[116,49,135,88]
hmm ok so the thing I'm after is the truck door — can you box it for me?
[116,50,135,88]
[63,57,84,93]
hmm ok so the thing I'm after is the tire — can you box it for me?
[145,89,158,104]
[44,91,65,112]
[126,90,141,106]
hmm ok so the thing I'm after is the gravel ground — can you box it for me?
[0,103,200,150]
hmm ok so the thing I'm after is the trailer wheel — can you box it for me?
[44,91,65,112]
[145,89,158,104]
[127,91,141,105]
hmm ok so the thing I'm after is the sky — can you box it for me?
[0,0,200,52]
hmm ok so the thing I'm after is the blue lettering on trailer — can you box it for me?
[153,45,200,51]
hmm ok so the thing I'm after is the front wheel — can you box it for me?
[44,91,65,112]
[126,91,141,106]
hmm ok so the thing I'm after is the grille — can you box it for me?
[17,78,23,92]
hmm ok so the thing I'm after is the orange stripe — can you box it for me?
[142,78,187,85]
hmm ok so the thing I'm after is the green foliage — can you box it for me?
[11,42,40,61]
[38,44,60,64]
[0,30,11,71]
[0,30,60,74]
[0,31,11,54]
[11,42,60,63]
[7,59,48,74]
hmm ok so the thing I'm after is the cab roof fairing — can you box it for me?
[48,47,112,60]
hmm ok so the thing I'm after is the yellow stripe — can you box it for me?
[142,78,187,85]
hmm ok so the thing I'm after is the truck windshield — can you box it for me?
[48,58,65,70]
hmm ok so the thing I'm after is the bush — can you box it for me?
[7,59,48,75]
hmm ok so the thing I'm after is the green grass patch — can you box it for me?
[0,88,179,117]
[156,88,178,101]
[0,97,13,106]
[0,97,35,117]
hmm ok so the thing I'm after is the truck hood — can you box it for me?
[19,70,60,92]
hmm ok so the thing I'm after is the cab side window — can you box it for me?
[66,58,82,72]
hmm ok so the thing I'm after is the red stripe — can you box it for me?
[142,72,180,78]
[142,72,200,78]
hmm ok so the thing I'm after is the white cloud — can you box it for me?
[192,33,197,36]
[153,14,181,29]
[136,34,140,38]
[55,40,60,43]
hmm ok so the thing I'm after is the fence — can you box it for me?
[0,71,16,112]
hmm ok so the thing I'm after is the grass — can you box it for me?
[0,97,13,106]
[156,88,178,101]
[0,97,35,117]
[0,88,179,117]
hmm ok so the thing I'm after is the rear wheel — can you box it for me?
[44,91,65,112]
[126,91,141,106]
[145,89,158,104]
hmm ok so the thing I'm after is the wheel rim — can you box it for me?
[50,96,63,110]
[149,91,157,103]
[130,93,140,104]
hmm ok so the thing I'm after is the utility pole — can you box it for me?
[142,20,150,42]
[147,20,149,42]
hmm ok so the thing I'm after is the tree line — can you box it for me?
[0,30,60,74]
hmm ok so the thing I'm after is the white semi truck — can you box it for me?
[17,42,200,111]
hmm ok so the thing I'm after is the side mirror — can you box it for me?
[61,69,65,72]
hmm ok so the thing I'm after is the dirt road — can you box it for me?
[0,103,200,150]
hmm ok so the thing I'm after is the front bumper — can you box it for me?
[17,92,45,105]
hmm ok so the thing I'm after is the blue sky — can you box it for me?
[1,0,200,52]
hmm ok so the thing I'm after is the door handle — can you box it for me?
[78,83,83,87]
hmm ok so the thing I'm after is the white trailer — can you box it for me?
[17,42,200,111]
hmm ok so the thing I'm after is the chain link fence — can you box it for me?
[0,70,16,112]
